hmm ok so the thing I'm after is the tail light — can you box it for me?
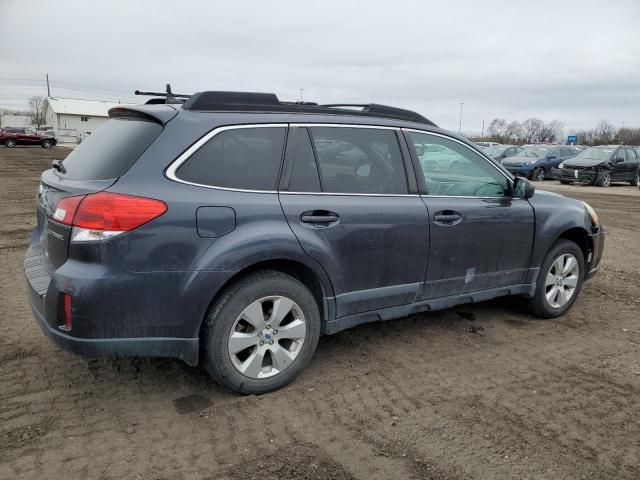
[51,192,167,242]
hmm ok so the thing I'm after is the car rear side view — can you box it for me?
[25,91,604,394]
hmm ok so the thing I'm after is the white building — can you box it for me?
[0,114,32,128]
[43,97,129,143]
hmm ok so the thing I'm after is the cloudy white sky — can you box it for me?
[1,0,639,134]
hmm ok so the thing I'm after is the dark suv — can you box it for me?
[1,127,57,148]
[557,145,640,187]
[25,91,604,394]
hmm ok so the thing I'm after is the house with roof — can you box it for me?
[43,97,129,143]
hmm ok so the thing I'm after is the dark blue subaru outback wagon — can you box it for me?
[25,91,604,394]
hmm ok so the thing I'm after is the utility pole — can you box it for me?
[458,102,464,134]
[481,120,485,140]
[299,88,304,103]
[46,74,51,97]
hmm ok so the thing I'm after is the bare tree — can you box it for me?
[487,118,508,143]
[538,120,564,143]
[505,121,523,143]
[521,118,544,143]
[593,120,615,144]
[28,96,45,129]
[616,127,640,145]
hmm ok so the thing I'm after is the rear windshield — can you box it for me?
[59,118,162,180]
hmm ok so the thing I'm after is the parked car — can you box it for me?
[474,141,500,149]
[556,145,640,187]
[502,145,578,181]
[25,91,603,394]
[483,145,524,163]
[0,127,57,148]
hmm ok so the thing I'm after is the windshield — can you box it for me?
[517,147,549,158]
[574,147,615,161]
[484,146,506,156]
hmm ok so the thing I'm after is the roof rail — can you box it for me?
[181,91,436,126]
[135,84,191,104]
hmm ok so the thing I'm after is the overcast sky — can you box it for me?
[1,0,639,133]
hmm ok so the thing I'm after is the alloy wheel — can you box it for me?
[544,254,580,308]
[227,296,307,379]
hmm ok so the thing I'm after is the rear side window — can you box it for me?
[176,127,286,190]
[288,129,321,192]
[308,127,408,194]
[60,118,162,180]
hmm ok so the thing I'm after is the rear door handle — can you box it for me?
[434,210,462,226]
[301,211,340,225]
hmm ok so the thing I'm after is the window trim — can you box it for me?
[165,124,288,193]
[402,128,514,199]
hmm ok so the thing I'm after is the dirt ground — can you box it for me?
[1,146,639,480]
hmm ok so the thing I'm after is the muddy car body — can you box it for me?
[25,91,604,393]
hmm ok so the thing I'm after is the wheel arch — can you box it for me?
[556,227,592,273]
[197,257,335,341]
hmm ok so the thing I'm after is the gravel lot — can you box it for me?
[1,146,639,480]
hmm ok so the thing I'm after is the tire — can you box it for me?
[5,139,16,148]
[532,167,545,182]
[42,140,53,149]
[596,171,611,187]
[202,270,321,394]
[525,239,585,319]
[630,170,640,186]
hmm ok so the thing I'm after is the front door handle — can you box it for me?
[434,210,462,226]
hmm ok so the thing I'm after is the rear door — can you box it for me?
[611,148,628,181]
[404,130,534,299]
[278,125,429,318]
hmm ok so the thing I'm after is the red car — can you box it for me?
[0,127,57,148]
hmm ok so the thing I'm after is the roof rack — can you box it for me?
[181,91,436,126]
[135,84,191,105]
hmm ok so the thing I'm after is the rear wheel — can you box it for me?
[42,140,53,149]
[5,139,16,148]
[596,171,611,187]
[532,167,545,182]
[525,239,585,318]
[202,270,321,394]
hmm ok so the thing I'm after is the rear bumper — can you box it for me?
[27,289,198,364]
[24,231,211,366]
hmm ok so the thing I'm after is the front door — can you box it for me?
[279,126,429,318]
[404,130,535,299]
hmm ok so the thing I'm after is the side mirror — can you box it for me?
[548,155,557,160]
[613,157,624,163]
[513,177,535,199]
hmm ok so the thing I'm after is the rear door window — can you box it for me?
[60,118,162,180]
[176,126,286,191]
[308,127,408,194]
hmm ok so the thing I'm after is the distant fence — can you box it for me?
[56,129,92,144]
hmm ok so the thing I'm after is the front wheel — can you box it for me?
[202,270,321,394]
[42,140,53,149]
[596,171,611,187]
[630,170,640,186]
[532,167,545,182]
[5,139,16,148]
[525,239,585,318]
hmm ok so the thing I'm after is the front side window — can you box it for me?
[408,131,509,197]
[176,127,286,190]
[308,127,408,194]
